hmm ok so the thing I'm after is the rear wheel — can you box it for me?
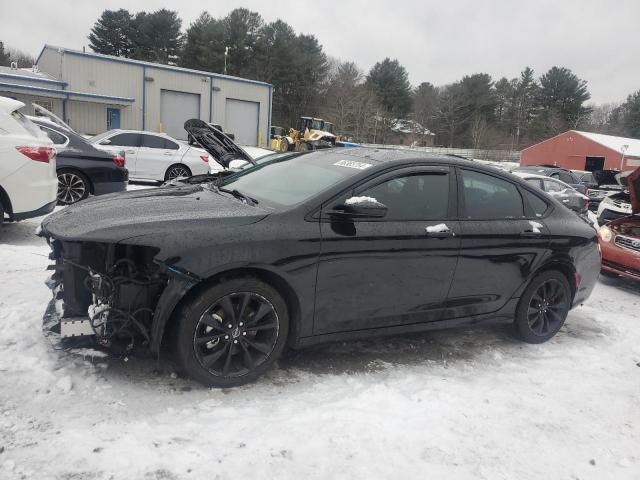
[513,270,571,343]
[174,277,289,387]
[57,169,90,205]
[165,164,192,181]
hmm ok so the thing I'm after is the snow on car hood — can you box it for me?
[184,119,255,169]
[41,185,269,243]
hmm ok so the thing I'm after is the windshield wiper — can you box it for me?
[218,187,259,205]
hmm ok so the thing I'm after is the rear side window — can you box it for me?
[105,133,140,147]
[521,189,549,217]
[460,169,524,219]
[358,172,449,220]
[39,126,68,145]
[553,172,574,184]
[141,134,166,149]
[543,179,564,193]
[11,111,42,137]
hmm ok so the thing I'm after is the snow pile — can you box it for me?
[0,203,639,479]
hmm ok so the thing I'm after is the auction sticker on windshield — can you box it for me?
[333,159,372,170]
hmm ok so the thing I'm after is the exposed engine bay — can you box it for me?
[45,238,169,353]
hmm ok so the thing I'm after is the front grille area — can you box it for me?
[615,235,640,253]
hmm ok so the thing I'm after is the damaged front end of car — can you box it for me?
[41,236,196,355]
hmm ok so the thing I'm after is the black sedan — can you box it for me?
[40,148,600,387]
[30,118,128,204]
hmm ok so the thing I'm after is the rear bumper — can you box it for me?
[93,180,127,196]
[12,199,56,221]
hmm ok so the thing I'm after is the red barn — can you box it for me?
[520,130,640,172]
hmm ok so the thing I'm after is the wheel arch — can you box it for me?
[516,258,578,304]
[0,184,13,218]
[155,265,303,354]
[57,167,94,195]
[165,163,193,180]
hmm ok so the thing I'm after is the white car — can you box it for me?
[0,96,57,224]
[89,129,212,182]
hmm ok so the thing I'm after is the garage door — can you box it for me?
[160,90,200,140]
[225,99,259,146]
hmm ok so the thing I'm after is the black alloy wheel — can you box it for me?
[513,271,570,343]
[194,292,279,377]
[57,170,89,205]
[174,277,288,387]
[165,165,192,181]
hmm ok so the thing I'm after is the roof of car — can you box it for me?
[312,146,472,165]
[0,95,24,113]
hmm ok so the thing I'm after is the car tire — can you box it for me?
[0,200,4,226]
[165,164,192,181]
[512,270,571,344]
[57,169,90,205]
[173,277,289,388]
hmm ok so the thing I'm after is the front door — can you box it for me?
[137,134,180,180]
[107,108,120,130]
[314,166,460,334]
[446,168,550,317]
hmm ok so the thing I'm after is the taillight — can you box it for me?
[112,154,126,168]
[15,146,56,163]
[200,155,209,163]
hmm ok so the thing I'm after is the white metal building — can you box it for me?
[0,45,273,145]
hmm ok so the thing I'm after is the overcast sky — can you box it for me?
[2,0,638,104]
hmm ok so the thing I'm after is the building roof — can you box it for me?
[574,130,640,158]
[0,66,66,86]
[36,45,272,88]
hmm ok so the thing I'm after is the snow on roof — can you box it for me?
[574,130,640,158]
[0,65,59,82]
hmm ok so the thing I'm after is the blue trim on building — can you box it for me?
[0,82,135,103]
[0,72,67,87]
[46,46,272,88]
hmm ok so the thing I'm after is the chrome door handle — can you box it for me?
[125,149,136,154]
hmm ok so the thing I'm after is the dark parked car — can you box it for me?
[512,166,587,194]
[30,117,128,204]
[40,146,600,387]
[512,172,589,216]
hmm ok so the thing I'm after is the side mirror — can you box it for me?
[332,196,388,219]
[99,139,111,145]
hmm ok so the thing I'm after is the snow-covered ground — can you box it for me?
[1,193,639,479]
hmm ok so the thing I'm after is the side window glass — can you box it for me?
[558,172,573,184]
[108,133,139,147]
[141,135,167,149]
[525,178,543,190]
[164,139,179,150]
[461,169,524,219]
[543,179,563,193]
[522,189,549,217]
[40,127,67,145]
[357,172,449,220]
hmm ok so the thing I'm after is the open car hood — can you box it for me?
[184,119,255,169]
[628,168,640,214]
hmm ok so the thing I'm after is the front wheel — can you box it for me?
[174,277,289,387]
[512,270,571,343]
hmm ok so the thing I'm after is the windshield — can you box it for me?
[311,119,324,130]
[218,152,370,208]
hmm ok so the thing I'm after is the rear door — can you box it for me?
[446,167,550,317]
[137,134,179,180]
[314,165,460,334]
